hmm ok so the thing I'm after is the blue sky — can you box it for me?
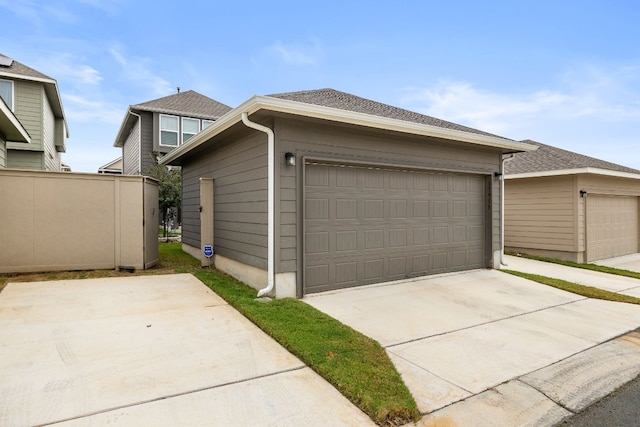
[1,0,639,172]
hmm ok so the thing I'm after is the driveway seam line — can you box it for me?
[37,365,307,426]
[385,298,587,349]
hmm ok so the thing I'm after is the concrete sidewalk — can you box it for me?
[504,254,640,298]
[0,274,374,426]
[304,269,640,426]
[595,253,640,274]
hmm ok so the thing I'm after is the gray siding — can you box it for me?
[7,149,43,170]
[139,111,155,173]
[182,133,268,269]
[42,93,60,171]
[0,134,6,168]
[122,116,141,175]
[11,81,42,150]
[276,117,502,275]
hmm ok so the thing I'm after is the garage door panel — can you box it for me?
[304,163,486,294]
[587,195,638,262]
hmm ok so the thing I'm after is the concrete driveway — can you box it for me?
[505,254,640,298]
[304,269,640,426]
[595,253,640,274]
[0,274,373,426]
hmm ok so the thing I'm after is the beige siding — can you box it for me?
[123,116,141,175]
[42,94,60,171]
[505,175,578,252]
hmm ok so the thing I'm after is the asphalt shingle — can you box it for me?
[0,53,54,80]
[266,88,508,139]
[505,139,640,175]
[132,90,232,119]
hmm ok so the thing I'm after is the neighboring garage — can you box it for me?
[505,140,640,263]
[162,89,534,297]
[586,195,639,261]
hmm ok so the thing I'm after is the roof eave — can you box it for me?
[0,99,30,143]
[506,167,640,180]
[129,104,225,121]
[160,95,536,165]
[114,109,138,147]
[0,71,69,137]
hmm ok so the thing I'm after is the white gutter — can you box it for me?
[160,95,537,166]
[500,154,515,266]
[241,112,275,298]
[506,167,640,181]
[129,111,142,174]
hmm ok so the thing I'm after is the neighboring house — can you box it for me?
[113,90,231,175]
[0,53,68,171]
[98,157,123,174]
[505,140,640,263]
[161,88,534,298]
[0,93,30,168]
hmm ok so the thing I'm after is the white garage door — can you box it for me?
[586,195,639,262]
[304,163,487,294]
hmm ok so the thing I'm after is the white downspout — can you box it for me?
[500,154,516,266]
[241,112,275,297]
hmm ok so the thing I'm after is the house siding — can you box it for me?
[7,149,43,170]
[182,133,268,269]
[0,134,6,167]
[11,81,43,150]
[276,117,501,275]
[139,111,155,173]
[505,175,578,253]
[42,94,60,171]
[122,116,141,175]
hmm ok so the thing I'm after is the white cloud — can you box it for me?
[109,47,173,96]
[63,93,123,125]
[266,40,322,66]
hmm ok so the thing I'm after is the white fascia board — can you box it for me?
[0,99,30,143]
[160,95,536,165]
[506,167,640,180]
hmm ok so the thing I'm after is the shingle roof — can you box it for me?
[132,90,232,119]
[266,88,507,139]
[505,139,640,175]
[0,53,54,80]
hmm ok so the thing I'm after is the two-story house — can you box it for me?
[113,90,231,175]
[0,53,68,171]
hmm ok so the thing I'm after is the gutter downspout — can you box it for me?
[500,154,516,266]
[241,112,275,297]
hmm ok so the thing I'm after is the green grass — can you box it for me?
[0,242,199,292]
[195,269,420,426]
[503,269,640,305]
[158,226,181,237]
[1,242,419,426]
[509,252,640,280]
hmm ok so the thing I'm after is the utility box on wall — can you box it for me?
[0,169,159,273]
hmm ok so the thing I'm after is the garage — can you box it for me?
[587,195,639,262]
[304,162,487,293]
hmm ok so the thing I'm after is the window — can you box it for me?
[202,119,214,129]
[182,117,200,143]
[160,115,179,146]
[0,79,14,110]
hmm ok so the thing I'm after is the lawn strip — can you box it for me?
[503,269,640,305]
[509,253,640,280]
[195,269,420,426]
